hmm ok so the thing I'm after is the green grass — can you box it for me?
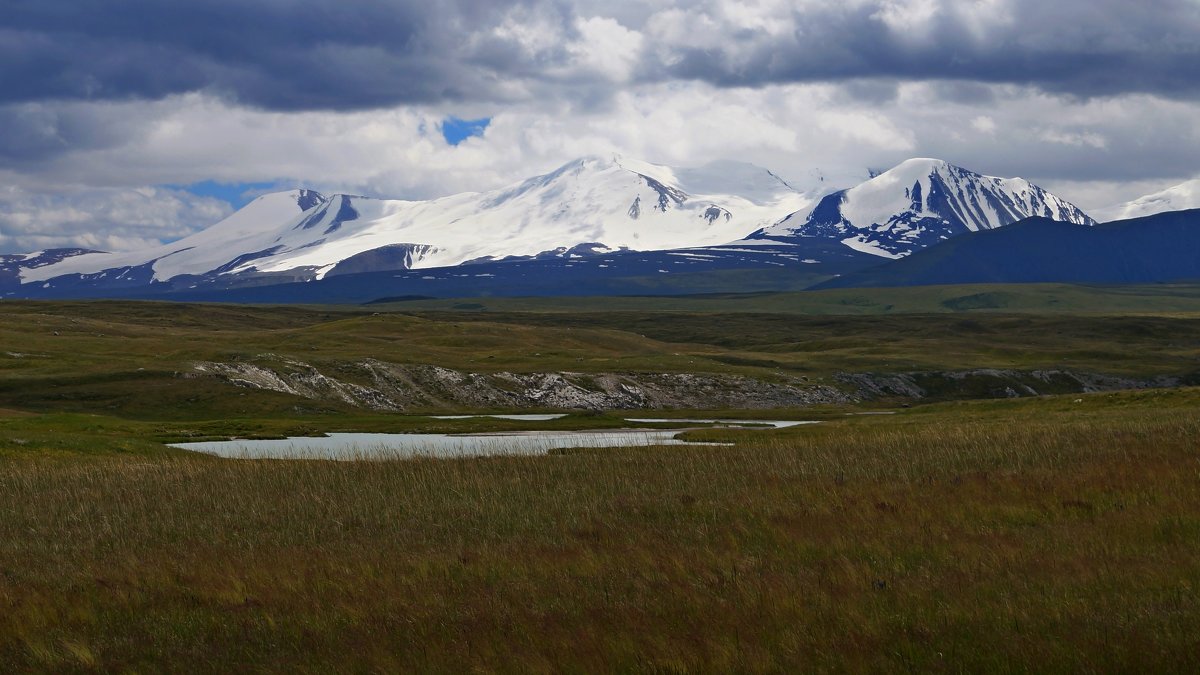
[410,311,1200,379]
[3,293,1200,420]
[376,282,1200,315]
[3,290,1200,670]
[2,389,1199,671]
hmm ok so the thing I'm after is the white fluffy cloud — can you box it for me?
[568,17,644,81]
[871,0,942,37]
[2,0,1199,252]
[4,80,1200,252]
[0,185,231,253]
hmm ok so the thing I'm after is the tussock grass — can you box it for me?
[3,391,1199,671]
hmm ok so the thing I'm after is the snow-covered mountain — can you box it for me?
[752,158,1096,258]
[817,208,1200,289]
[19,155,816,288]
[1092,178,1200,222]
[1,248,99,288]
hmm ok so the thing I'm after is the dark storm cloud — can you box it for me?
[0,102,144,164]
[0,0,530,110]
[838,80,901,105]
[2,0,1198,113]
[925,82,996,106]
[663,0,1200,100]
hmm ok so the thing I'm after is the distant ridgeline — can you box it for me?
[4,156,1199,302]
[816,209,1200,289]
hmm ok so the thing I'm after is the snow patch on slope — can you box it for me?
[1093,178,1200,222]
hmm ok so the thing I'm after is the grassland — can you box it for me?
[3,287,1200,420]
[3,286,1200,671]
[2,390,1200,671]
[378,281,1200,315]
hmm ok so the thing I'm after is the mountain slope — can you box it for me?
[20,156,814,289]
[13,190,326,289]
[1,248,100,292]
[132,240,880,304]
[815,209,1200,289]
[754,158,1095,258]
[1093,178,1200,222]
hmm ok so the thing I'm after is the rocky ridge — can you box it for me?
[192,356,851,411]
[191,356,1189,412]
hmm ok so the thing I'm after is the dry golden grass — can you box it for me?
[2,391,1199,671]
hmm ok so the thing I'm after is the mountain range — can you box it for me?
[2,156,1197,301]
[13,156,813,289]
[816,208,1200,289]
[751,158,1095,257]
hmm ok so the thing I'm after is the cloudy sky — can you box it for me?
[2,0,1199,253]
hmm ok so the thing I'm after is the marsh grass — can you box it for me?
[3,391,1200,671]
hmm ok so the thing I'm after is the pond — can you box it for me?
[429,414,568,421]
[169,419,817,460]
[626,418,812,429]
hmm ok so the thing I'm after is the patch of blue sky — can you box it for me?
[164,180,280,208]
[442,116,491,146]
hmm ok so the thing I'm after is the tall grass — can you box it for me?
[3,399,1200,671]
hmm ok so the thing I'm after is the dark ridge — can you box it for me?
[323,197,360,235]
[296,189,326,212]
[637,174,687,212]
[211,246,286,275]
[817,209,1200,289]
[327,243,436,277]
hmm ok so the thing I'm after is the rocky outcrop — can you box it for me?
[192,356,854,411]
[192,357,1190,411]
[194,358,400,410]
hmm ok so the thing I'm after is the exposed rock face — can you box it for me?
[192,356,1189,412]
[193,358,401,410]
[192,356,853,411]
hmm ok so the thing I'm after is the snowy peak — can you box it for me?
[295,189,326,211]
[757,158,1096,258]
[487,154,805,214]
[201,188,329,239]
[293,193,361,235]
[241,188,327,217]
[1093,178,1200,222]
[18,188,329,285]
[20,155,813,287]
[449,154,810,259]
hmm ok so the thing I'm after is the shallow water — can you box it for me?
[172,429,704,460]
[625,418,817,429]
[429,414,568,421]
[170,418,815,460]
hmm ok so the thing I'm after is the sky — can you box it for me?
[1,0,1199,253]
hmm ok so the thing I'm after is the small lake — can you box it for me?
[429,414,568,421]
[173,429,708,460]
[626,418,812,429]
[169,419,816,460]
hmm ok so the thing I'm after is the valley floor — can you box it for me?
[2,287,1200,671]
[3,391,1200,671]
